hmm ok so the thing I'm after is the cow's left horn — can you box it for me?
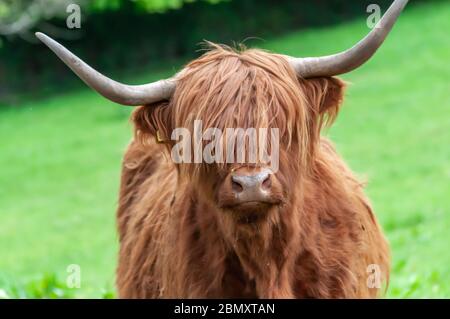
[287,0,408,78]
[35,32,176,106]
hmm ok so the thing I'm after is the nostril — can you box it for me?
[231,180,244,193]
[261,175,271,190]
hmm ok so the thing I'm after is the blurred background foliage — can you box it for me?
[0,0,435,105]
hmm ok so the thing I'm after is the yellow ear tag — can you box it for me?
[156,130,168,144]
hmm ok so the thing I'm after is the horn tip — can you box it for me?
[35,32,46,41]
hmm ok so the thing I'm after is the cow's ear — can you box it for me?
[300,77,346,128]
[131,102,173,144]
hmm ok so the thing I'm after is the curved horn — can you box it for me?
[287,0,408,78]
[35,32,176,106]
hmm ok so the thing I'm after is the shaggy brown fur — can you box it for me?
[116,44,389,298]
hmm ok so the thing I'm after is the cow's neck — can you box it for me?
[180,188,302,298]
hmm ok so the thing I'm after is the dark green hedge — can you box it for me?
[0,0,430,104]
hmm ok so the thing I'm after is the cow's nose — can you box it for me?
[231,169,272,202]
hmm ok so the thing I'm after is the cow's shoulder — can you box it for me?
[117,139,176,234]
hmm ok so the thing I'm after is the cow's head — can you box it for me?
[36,0,408,225]
[130,45,346,224]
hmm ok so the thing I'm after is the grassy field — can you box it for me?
[0,1,449,298]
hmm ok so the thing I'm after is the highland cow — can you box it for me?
[37,0,409,298]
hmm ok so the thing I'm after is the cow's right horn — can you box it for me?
[286,0,409,78]
[36,32,176,106]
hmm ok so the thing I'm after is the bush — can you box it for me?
[0,273,115,298]
[0,0,435,104]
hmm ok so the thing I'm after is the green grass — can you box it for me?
[1,1,449,298]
